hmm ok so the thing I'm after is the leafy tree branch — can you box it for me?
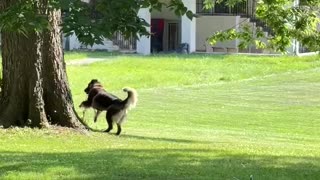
[207,0,320,53]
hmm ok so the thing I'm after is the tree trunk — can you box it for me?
[0,0,84,128]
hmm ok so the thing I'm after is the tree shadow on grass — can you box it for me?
[120,134,215,144]
[0,149,319,180]
[84,130,218,144]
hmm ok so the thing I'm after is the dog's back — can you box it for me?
[80,79,121,110]
[92,91,121,111]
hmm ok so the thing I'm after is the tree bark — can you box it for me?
[0,0,84,128]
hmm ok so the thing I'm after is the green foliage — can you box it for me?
[208,0,320,53]
[203,0,245,8]
[168,0,193,19]
[257,0,320,52]
[0,0,194,46]
[0,1,49,36]
[208,24,267,50]
[203,0,215,9]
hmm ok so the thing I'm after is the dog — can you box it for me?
[79,79,138,135]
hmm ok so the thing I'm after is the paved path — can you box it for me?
[66,58,108,66]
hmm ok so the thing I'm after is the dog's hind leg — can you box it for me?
[116,124,121,135]
[115,114,126,136]
[104,111,113,133]
[94,110,102,123]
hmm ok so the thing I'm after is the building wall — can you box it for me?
[151,0,180,20]
[63,34,119,51]
[196,16,239,52]
[151,8,180,21]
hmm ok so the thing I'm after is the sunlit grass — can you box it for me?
[67,54,320,93]
[64,50,120,61]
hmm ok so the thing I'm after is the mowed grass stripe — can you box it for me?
[124,67,320,135]
[67,55,320,95]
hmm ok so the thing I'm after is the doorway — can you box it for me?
[151,19,180,52]
[167,22,179,51]
[151,19,164,53]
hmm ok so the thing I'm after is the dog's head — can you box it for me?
[84,79,101,94]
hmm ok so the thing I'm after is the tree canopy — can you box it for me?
[0,0,194,46]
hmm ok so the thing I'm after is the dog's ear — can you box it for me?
[90,79,99,84]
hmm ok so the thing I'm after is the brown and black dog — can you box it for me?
[79,79,138,135]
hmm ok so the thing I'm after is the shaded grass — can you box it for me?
[0,148,319,179]
[0,54,320,179]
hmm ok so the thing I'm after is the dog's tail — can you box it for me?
[122,87,138,110]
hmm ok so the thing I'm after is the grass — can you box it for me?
[0,54,320,179]
[63,51,120,61]
[0,50,113,61]
[68,54,320,92]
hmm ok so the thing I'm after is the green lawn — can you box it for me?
[0,54,320,179]
[63,51,120,61]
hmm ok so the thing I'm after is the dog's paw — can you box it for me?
[104,128,112,133]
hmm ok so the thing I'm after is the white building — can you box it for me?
[65,0,310,55]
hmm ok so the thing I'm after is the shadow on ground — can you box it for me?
[0,148,318,179]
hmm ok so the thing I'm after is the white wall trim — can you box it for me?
[181,0,196,53]
[136,8,151,55]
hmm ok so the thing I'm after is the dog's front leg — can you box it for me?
[79,102,89,120]
[94,110,102,123]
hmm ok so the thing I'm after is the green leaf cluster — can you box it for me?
[0,0,50,36]
[0,0,195,46]
[208,24,266,50]
[207,0,320,53]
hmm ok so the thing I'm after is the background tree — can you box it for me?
[0,0,194,128]
[207,0,320,53]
